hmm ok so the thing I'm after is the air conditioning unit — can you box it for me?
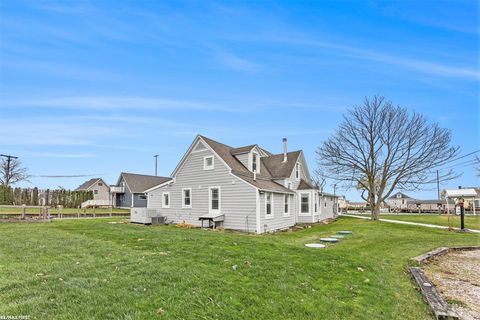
[151,216,167,225]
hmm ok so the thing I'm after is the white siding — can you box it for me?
[148,147,258,233]
[258,192,295,232]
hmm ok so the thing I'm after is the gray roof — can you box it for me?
[297,179,315,190]
[411,199,447,204]
[120,173,172,193]
[261,151,302,178]
[200,136,295,193]
[230,145,256,155]
[75,178,103,191]
[388,192,412,199]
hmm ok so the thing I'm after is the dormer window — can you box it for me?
[252,153,258,172]
[295,163,300,179]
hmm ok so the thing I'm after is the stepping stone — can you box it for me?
[338,231,353,234]
[305,243,326,248]
[331,235,345,239]
[320,238,339,243]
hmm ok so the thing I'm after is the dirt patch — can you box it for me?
[423,250,480,320]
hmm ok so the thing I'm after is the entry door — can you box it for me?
[209,187,221,213]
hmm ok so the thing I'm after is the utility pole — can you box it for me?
[0,154,18,186]
[436,170,440,200]
[333,183,337,215]
[153,155,159,176]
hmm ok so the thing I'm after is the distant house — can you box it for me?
[111,173,171,208]
[143,135,338,233]
[386,192,413,211]
[406,199,454,212]
[75,178,110,208]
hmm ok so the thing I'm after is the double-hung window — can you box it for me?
[301,193,309,214]
[182,188,192,208]
[252,153,258,172]
[284,194,289,215]
[265,192,273,218]
[162,192,170,208]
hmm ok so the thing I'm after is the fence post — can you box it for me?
[22,204,26,219]
[110,206,112,217]
[77,206,80,218]
[93,205,96,218]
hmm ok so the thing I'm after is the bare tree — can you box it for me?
[317,96,459,220]
[0,157,31,187]
[311,168,327,191]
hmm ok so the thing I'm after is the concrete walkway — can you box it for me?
[342,214,480,234]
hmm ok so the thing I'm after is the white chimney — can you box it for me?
[282,138,288,162]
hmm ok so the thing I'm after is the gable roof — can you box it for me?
[199,136,294,193]
[388,192,412,200]
[261,151,302,178]
[75,178,104,191]
[230,145,256,155]
[120,173,172,193]
[297,179,315,190]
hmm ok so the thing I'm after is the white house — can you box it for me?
[143,135,338,233]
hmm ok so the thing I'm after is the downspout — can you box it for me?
[256,189,261,234]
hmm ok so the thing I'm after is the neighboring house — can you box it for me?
[406,199,454,212]
[75,178,111,208]
[386,192,414,211]
[145,135,338,233]
[111,172,171,208]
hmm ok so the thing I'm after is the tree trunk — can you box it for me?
[371,203,381,220]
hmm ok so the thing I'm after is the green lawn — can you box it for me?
[1,217,478,319]
[356,213,480,230]
[0,207,130,215]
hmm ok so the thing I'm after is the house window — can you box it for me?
[94,190,98,195]
[284,194,289,215]
[265,192,273,217]
[301,194,309,213]
[138,194,147,200]
[315,193,318,213]
[324,197,327,207]
[295,163,300,179]
[98,182,103,186]
[252,153,258,172]
[162,192,170,208]
[182,188,192,207]
[210,187,220,212]
[204,156,214,170]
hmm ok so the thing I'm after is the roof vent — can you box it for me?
[282,138,288,163]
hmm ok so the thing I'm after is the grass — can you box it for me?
[0,217,479,319]
[0,207,129,215]
[356,213,480,230]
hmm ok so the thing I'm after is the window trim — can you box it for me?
[203,156,214,170]
[299,193,310,215]
[208,186,221,213]
[283,194,290,216]
[265,192,274,219]
[93,189,98,195]
[295,163,300,180]
[314,193,318,213]
[162,192,170,208]
[182,188,192,208]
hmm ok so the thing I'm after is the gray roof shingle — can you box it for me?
[121,173,172,193]
[200,135,299,193]
[75,178,102,191]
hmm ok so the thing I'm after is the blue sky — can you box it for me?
[0,0,478,200]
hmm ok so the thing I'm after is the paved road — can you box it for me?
[342,214,480,234]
